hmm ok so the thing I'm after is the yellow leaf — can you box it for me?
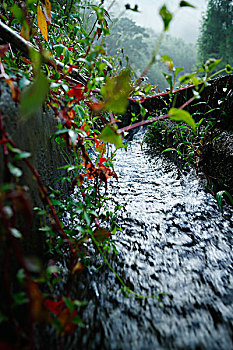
[44,0,52,27]
[37,4,48,42]
[71,261,83,274]
[20,23,30,41]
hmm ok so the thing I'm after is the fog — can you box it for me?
[106,0,208,43]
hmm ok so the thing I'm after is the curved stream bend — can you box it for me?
[50,131,233,349]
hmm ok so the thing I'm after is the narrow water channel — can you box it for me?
[45,130,233,349]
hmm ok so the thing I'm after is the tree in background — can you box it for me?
[105,17,197,91]
[198,0,233,70]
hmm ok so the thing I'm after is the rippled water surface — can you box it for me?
[43,131,233,350]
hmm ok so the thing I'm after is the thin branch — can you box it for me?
[118,113,171,134]
[0,20,87,85]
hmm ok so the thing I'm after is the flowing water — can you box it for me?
[42,130,233,349]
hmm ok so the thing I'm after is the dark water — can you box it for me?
[41,131,233,350]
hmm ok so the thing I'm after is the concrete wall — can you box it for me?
[0,80,68,258]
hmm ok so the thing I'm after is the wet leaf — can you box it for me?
[37,4,48,42]
[0,44,9,57]
[13,291,28,305]
[10,4,25,23]
[24,257,42,273]
[20,72,49,120]
[163,73,173,90]
[13,150,31,161]
[93,227,111,242]
[216,190,233,213]
[29,282,50,322]
[159,5,173,31]
[99,125,124,149]
[44,297,79,334]
[226,64,233,73]
[169,108,196,131]
[161,55,174,70]
[178,72,196,84]
[174,67,184,79]
[8,163,23,178]
[20,22,30,41]
[5,78,21,102]
[205,58,222,73]
[44,0,51,27]
[100,70,131,114]
[10,228,22,239]
[67,84,84,100]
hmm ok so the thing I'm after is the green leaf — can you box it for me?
[17,269,26,284]
[163,73,173,90]
[174,67,184,79]
[20,72,49,120]
[0,311,8,324]
[159,5,173,31]
[216,190,233,213]
[8,163,23,178]
[83,211,91,226]
[10,227,22,239]
[178,72,196,84]
[71,315,85,327]
[179,1,195,8]
[161,55,174,70]
[63,297,74,313]
[14,151,31,161]
[13,292,29,305]
[205,58,222,73]
[99,125,124,149]
[101,70,131,114]
[226,64,233,73]
[169,108,196,131]
[73,300,88,307]
[162,148,177,153]
[191,76,201,88]
[10,4,25,23]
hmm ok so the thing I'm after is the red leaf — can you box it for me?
[68,108,75,119]
[98,157,107,166]
[95,139,106,153]
[44,298,64,315]
[44,298,78,334]
[58,308,77,334]
[80,122,90,136]
[67,84,84,100]
[90,102,105,111]
[94,228,111,242]
[0,44,9,57]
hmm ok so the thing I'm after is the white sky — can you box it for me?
[106,0,208,43]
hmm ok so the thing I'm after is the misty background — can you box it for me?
[106,0,207,43]
[104,1,207,91]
